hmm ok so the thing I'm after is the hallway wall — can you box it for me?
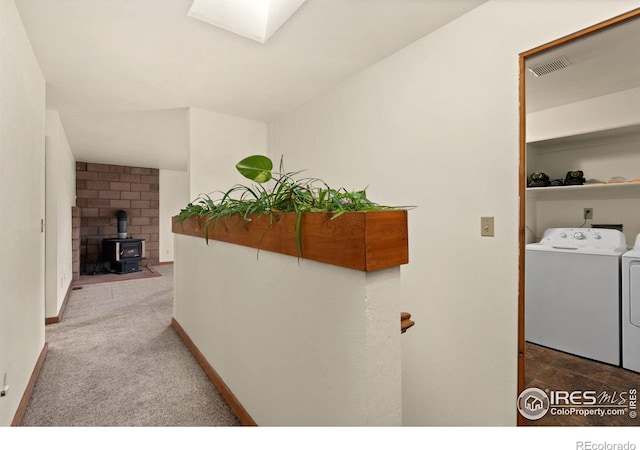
[188,107,267,200]
[45,111,76,319]
[0,0,46,426]
[159,169,189,263]
[174,234,403,426]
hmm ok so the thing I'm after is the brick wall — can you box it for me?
[72,206,81,280]
[76,162,159,273]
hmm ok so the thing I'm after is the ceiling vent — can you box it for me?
[528,56,571,77]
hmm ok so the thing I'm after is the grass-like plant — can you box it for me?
[176,155,405,253]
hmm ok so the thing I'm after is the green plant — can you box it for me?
[176,155,406,252]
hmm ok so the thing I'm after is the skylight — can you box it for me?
[188,0,307,43]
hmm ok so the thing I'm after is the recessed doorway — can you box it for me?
[518,8,640,426]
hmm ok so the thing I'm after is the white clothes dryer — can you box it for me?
[526,228,627,365]
[623,234,640,373]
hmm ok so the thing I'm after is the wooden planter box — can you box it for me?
[172,210,408,272]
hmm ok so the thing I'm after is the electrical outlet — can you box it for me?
[584,208,593,220]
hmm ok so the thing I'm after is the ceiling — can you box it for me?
[16,0,487,170]
[18,1,638,170]
[525,15,640,113]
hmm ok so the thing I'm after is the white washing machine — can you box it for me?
[526,228,627,365]
[623,234,640,373]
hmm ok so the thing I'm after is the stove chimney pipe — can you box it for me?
[116,210,128,239]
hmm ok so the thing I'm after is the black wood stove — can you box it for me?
[102,238,145,273]
[101,210,145,273]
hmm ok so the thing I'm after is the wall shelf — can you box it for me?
[527,123,640,153]
[527,182,640,200]
[526,121,640,203]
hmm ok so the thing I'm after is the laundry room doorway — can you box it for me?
[518,8,640,426]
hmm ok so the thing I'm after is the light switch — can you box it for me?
[481,217,494,237]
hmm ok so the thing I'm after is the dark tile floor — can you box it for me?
[523,343,640,426]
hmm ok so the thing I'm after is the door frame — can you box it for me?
[517,7,640,426]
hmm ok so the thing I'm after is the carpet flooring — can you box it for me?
[21,265,239,427]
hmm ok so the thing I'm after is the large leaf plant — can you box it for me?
[176,155,404,254]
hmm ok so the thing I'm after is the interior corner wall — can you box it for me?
[188,107,268,200]
[45,110,76,318]
[267,0,640,426]
[159,169,189,262]
[0,0,46,426]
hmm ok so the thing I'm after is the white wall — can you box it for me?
[188,107,267,200]
[527,86,640,142]
[174,234,402,425]
[45,110,76,318]
[159,169,189,262]
[0,0,46,425]
[535,198,640,245]
[268,0,640,426]
[62,107,190,171]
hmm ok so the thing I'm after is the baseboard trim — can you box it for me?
[171,318,256,426]
[45,316,58,326]
[11,342,48,426]
[158,261,174,265]
[45,282,73,325]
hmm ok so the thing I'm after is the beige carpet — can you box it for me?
[21,265,239,426]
